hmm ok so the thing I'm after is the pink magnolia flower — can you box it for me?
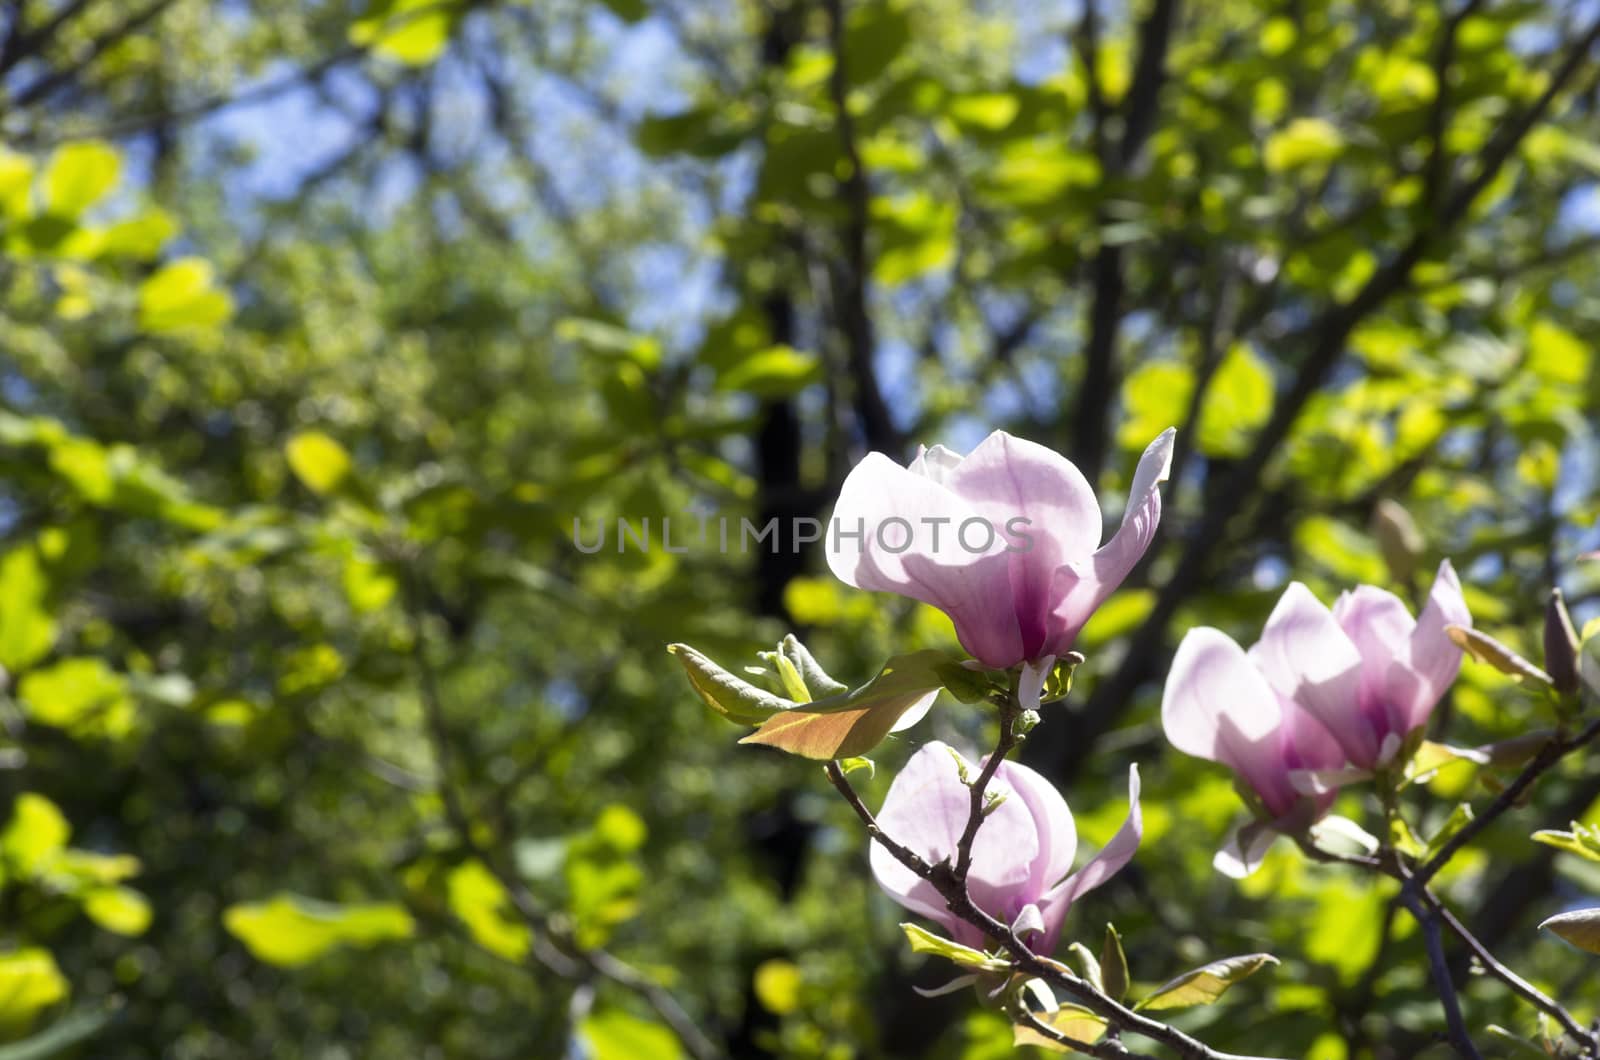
[827,429,1176,707]
[869,741,1141,955]
[1162,561,1471,873]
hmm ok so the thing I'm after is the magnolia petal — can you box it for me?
[994,757,1077,903]
[1048,428,1175,649]
[913,974,980,999]
[827,452,1025,667]
[1288,764,1372,796]
[1248,582,1367,766]
[1212,819,1279,879]
[1011,902,1046,943]
[910,444,964,485]
[1046,764,1142,913]
[1017,655,1055,713]
[1332,584,1415,741]
[1162,628,1296,816]
[1307,814,1381,856]
[1403,559,1471,732]
[943,432,1102,657]
[870,743,1040,926]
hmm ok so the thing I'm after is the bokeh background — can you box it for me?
[2,0,1600,1057]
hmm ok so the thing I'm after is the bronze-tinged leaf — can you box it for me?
[1539,908,1600,954]
[1446,625,1554,686]
[1137,953,1279,1012]
[738,650,949,760]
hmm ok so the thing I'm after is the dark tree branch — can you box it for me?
[1067,15,1600,773]
[822,0,900,456]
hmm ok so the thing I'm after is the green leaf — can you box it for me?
[1527,318,1589,387]
[1198,344,1273,457]
[1100,924,1129,1003]
[447,860,531,961]
[83,886,152,937]
[1263,118,1343,172]
[0,1005,112,1060]
[556,317,663,369]
[342,555,398,613]
[1118,363,1192,453]
[349,0,461,65]
[0,546,57,672]
[1422,804,1475,863]
[16,658,135,738]
[900,923,1009,973]
[667,643,794,725]
[1067,941,1103,992]
[1532,822,1600,863]
[596,0,649,22]
[753,958,802,1015]
[0,949,68,1033]
[715,345,821,398]
[1137,953,1279,1012]
[43,142,119,219]
[578,1008,684,1060]
[223,893,415,967]
[739,650,950,760]
[1539,908,1600,955]
[2,794,70,876]
[137,258,233,333]
[285,431,353,496]
[1012,1006,1108,1052]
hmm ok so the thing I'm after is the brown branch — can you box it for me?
[824,713,1282,1060]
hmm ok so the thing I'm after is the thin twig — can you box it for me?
[825,740,1281,1060]
[1400,888,1483,1060]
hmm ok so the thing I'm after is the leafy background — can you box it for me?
[0,0,1598,1057]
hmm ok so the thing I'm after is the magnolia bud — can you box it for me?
[1545,588,1581,695]
[1371,498,1425,586]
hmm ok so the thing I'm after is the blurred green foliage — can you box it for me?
[0,0,1597,1058]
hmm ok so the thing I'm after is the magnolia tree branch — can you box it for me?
[401,567,721,1060]
[823,704,1283,1060]
[1399,887,1483,1060]
[1297,716,1600,1057]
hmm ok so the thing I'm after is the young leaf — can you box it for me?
[739,650,949,760]
[1538,908,1600,954]
[899,923,1010,973]
[1012,1006,1108,1052]
[666,644,791,726]
[1531,822,1600,863]
[1100,924,1130,1003]
[1066,942,1102,993]
[778,634,847,697]
[285,431,352,496]
[1446,625,1554,686]
[1137,953,1279,1012]
[1423,804,1475,862]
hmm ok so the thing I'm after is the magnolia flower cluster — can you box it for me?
[1161,563,1470,872]
[821,427,1471,946]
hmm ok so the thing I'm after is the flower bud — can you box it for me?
[1546,588,1581,695]
[1370,498,1424,586]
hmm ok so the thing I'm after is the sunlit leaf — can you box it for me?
[43,142,119,219]
[1137,953,1278,1011]
[223,893,414,967]
[285,431,353,496]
